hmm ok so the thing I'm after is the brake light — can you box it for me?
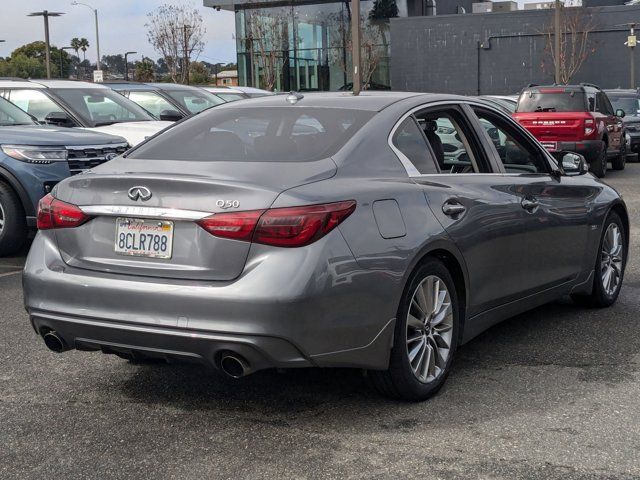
[585,117,595,136]
[37,194,89,230]
[197,200,356,247]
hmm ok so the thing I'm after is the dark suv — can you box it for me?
[0,96,127,255]
[513,84,626,177]
[605,89,640,160]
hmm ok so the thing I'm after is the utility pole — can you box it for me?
[629,23,637,88]
[183,24,191,85]
[28,11,64,79]
[554,0,561,84]
[351,0,361,95]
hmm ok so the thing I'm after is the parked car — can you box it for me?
[0,79,171,146]
[200,86,250,102]
[0,95,127,255]
[232,86,275,98]
[106,82,226,121]
[23,92,628,401]
[513,83,626,177]
[605,89,640,160]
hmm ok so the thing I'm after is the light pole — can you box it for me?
[28,11,64,79]
[59,46,74,79]
[124,51,137,81]
[554,0,561,84]
[351,0,361,95]
[71,2,101,71]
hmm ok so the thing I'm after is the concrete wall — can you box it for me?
[390,5,640,94]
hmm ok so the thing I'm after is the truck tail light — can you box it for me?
[37,194,90,230]
[584,117,595,136]
[197,201,356,248]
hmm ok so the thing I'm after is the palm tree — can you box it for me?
[70,37,81,58]
[78,38,90,62]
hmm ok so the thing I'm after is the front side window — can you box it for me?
[473,108,549,174]
[128,107,373,162]
[49,88,152,126]
[6,89,65,122]
[0,97,37,125]
[127,91,177,119]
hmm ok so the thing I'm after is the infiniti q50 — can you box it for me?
[23,92,628,401]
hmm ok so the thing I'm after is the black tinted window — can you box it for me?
[129,107,373,162]
[517,90,586,113]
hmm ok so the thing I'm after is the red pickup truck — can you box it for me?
[513,84,627,178]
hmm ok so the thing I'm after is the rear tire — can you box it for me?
[369,258,460,401]
[0,181,27,257]
[572,212,626,308]
[590,145,607,178]
[611,139,626,171]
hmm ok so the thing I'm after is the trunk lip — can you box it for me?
[79,205,211,221]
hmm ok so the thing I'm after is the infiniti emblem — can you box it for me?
[128,186,152,202]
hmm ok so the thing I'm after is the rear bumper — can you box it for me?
[554,140,604,164]
[23,231,398,372]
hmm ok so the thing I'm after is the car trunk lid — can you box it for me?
[52,157,336,281]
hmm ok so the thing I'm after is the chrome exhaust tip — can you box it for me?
[42,331,68,353]
[219,353,250,378]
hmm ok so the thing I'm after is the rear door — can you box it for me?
[393,103,532,317]
[469,104,593,290]
[596,91,624,154]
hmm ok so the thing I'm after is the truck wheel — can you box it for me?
[590,146,607,178]
[611,140,626,171]
[0,181,27,256]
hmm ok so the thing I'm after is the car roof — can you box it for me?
[145,82,207,92]
[0,79,46,89]
[219,91,427,112]
[28,79,110,89]
[203,86,245,94]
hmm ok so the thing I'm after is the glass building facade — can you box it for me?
[205,0,403,91]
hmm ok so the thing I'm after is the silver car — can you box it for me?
[23,92,628,401]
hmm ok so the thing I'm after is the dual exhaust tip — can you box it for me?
[42,331,252,379]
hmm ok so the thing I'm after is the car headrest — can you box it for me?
[424,120,438,133]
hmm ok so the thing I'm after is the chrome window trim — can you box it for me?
[388,99,559,177]
[79,205,210,221]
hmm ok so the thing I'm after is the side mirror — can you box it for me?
[44,111,73,127]
[616,109,626,118]
[159,109,184,122]
[560,151,588,176]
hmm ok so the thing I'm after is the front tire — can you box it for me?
[369,258,460,401]
[572,212,626,308]
[0,181,27,257]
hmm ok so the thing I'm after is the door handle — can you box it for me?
[521,198,539,211]
[442,200,466,217]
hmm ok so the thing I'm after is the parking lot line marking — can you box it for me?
[0,270,21,278]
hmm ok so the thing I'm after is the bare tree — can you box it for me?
[146,3,205,84]
[244,11,287,91]
[328,10,385,89]
[540,6,598,84]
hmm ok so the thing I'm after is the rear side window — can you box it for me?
[391,117,438,174]
[129,107,374,162]
[517,89,587,113]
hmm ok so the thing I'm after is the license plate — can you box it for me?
[540,141,557,152]
[115,218,174,259]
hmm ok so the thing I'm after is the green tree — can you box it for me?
[189,61,210,84]
[0,54,47,78]
[134,60,155,82]
[0,42,72,78]
[78,38,90,61]
[70,37,82,58]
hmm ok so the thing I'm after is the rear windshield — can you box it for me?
[516,89,587,113]
[608,95,640,116]
[128,107,374,162]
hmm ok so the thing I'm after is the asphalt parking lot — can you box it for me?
[1,165,639,480]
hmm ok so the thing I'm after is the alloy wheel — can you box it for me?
[601,223,623,296]
[0,201,5,235]
[406,275,454,383]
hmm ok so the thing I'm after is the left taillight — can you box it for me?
[37,194,89,230]
[197,200,356,248]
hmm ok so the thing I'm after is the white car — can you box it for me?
[0,79,171,146]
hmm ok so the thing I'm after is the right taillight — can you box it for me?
[197,200,356,248]
[37,194,89,230]
[585,117,595,136]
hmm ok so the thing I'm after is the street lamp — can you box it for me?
[71,2,101,71]
[28,11,65,79]
[59,46,74,79]
[124,51,137,81]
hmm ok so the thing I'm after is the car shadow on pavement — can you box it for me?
[114,286,639,428]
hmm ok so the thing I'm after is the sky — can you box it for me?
[0,0,237,65]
